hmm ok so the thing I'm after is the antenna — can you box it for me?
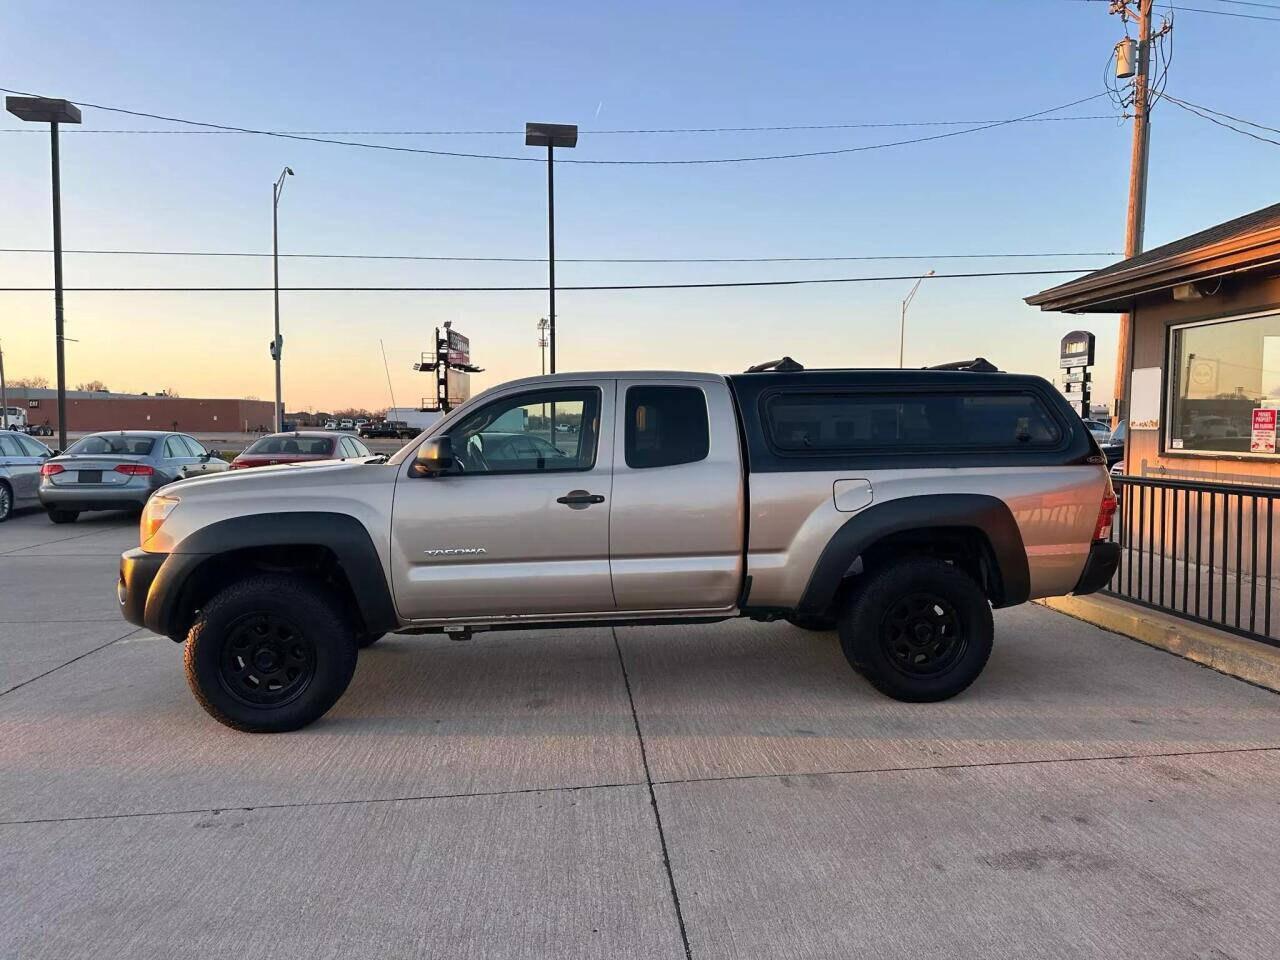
[379,338,398,415]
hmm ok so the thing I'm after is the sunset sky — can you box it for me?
[3,1,1278,411]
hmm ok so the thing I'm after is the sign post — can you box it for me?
[1058,330,1097,420]
[413,322,482,414]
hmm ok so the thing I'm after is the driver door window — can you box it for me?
[448,389,598,474]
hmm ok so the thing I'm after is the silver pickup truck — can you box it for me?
[119,361,1119,732]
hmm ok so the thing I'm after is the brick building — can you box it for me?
[5,387,276,433]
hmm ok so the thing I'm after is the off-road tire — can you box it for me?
[184,574,358,732]
[839,557,993,703]
[46,508,78,524]
[357,632,385,649]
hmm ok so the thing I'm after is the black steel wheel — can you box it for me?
[839,557,993,703]
[184,574,358,732]
[878,592,968,678]
[218,612,317,707]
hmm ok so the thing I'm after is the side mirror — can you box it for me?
[204,450,219,460]
[413,436,454,477]
[51,449,62,457]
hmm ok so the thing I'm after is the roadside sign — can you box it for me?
[1251,408,1277,454]
[446,329,471,366]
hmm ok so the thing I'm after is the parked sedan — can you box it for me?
[0,432,53,522]
[229,431,372,470]
[39,431,228,523]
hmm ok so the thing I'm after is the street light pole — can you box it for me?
[6,96,81,452]
[898,270,935,368]
[271,166,293,432]
[525,123,578,375]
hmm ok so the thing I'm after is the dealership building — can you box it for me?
[3,387,277,434]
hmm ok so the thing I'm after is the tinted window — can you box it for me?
[625,386,710,469]
[66,435,156,456]
[243,436,336,456]
[449,388,599,474]
[764,392,1062,452]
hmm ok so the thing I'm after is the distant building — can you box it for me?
[5,386,276,434]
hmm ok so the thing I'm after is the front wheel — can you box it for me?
[184,574,358,732]
[839,558,993,703]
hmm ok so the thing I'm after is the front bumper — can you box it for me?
[118,547,166,629]
[1072,540,1121,596]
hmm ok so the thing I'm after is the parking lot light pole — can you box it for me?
[271,166,294,432]
[898,269,935,369]
[525,123,577,375]
[6,96,82,452]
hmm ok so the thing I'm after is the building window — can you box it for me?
[1168,312,1280,456]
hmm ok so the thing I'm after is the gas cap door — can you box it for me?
[833,478,873,513]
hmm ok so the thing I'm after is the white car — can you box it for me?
[339,418,355,431]
[323,419,338,430]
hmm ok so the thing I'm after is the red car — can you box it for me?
[229,431,374,470]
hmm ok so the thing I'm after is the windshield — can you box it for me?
[65,434,155,456]
[243,436,335,456]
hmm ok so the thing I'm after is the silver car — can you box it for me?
[39,430,229,523]
[0,431,54,522]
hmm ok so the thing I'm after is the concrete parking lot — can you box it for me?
[3,507,1280,959]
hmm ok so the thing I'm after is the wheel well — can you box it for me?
[168,545,365,640]
[834,526,1004,610]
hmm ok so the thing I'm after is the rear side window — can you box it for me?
[764,391,1062,452]
[625,386,710,469]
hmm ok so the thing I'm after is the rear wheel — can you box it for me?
[0,482,12,522]
[839,557,993,703]
[46,508,79,524]
[184,574,358,732]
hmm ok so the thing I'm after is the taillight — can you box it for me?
[114,464,155,476]
[40,463,64,476]
[1094,489,1119,541]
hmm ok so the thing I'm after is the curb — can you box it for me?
[1037,594,1280,694]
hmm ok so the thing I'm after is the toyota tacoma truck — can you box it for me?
[119,360,1119,732]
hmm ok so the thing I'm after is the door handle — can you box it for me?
[557,490,605,508]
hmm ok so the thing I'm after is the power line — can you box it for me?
[0,246,1118,264]
[0,116,1120,136]
[1163,93,1280,145]
[0,85,1111,164]
[1172,4,1280,20]
[0,267,1100,293]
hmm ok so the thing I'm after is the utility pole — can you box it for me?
[898,270,934,368]
[1112,0,1162,426]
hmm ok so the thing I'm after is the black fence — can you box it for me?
[1106,475,1280,647]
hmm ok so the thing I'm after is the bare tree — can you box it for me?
[10,375,49,388]
[76,379,109,392]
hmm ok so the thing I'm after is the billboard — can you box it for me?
[446,329,470,366]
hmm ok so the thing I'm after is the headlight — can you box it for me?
[141,494,180,543]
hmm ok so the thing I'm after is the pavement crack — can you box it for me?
[0,779,647,827]
[651,744,1280,789]
[612,627,695,960]
[0,625,143,698]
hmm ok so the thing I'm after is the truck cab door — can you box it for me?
[390,380,616,621]
[608,379,744,612]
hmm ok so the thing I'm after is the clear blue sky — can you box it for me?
[2,0,1278,410]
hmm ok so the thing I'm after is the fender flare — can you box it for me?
[795,494,1030,616]
[144,512,398,639]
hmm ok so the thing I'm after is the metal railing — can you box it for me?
[1106,474,1280,647]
